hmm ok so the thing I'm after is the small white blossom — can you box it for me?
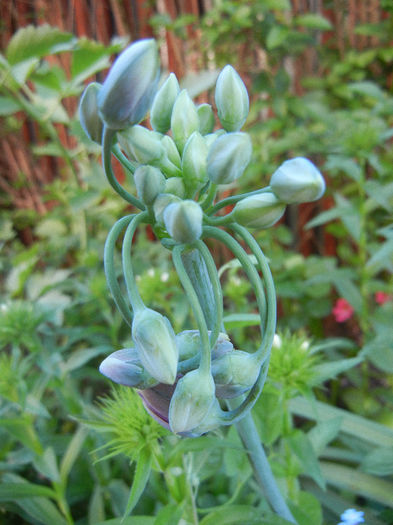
[160,272,169,282]
[272,334,282,349]
[147,268,155,277]
[338,508,365,525]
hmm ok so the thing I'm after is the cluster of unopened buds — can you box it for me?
[79,39,325,437]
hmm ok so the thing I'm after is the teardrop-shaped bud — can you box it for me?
[98,39,160,130]
[165,177,185,198]
[119,125,165,164]
[270,157,325,204]
[169,368,215,434]
[132,308,178,385]
[153,193,181,226]
[197,103,215,135]
[161,135,181,168]
[163,200,203,244]
[215,65,249,132]
[134,165,166,205]
[151,73,180,134]
[171,90,199,154]
[182,131,208,194]
[176,330,233,362]
[207,132,252,185]
[99,347,157,389]
[212,350,260,399]
[79,82,103,144]
[233,192,286,229]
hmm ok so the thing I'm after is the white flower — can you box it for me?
[338,508,365,525]
[272,334,282,349]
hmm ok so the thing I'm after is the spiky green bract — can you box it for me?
[197,103,215,135]
[270,157,326,204]
[182,131,208,194]
[212,350,260,398]
[233,192,286,229]
[168,368,215,434]
[97,39,160,130]
[79,82,103,144]
[163,200,203,244]
[171,89,199,154]
[150,73,180,134]
[134,165,166,205]
[207,132,252,185]
[215,65,249,132]
[132,308,178,385]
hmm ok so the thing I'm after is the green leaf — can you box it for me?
[154,503,184,525]
[59,426,89,486]
[311,356,363,384]
[266,26,289,49]
[360,447,393,476]
[361,333,393,372]
[254,392,284,446]
[0,418,43,454]
[33,447,60,483]
[288,491,322,525]
[308,417,342,456]
[0,482,57,501]
[96,519,155,525]
[334,193,361,241]
[11,57,40,84]
[294,14,332,31]
[223,313,260,329]
[200,505,276,525]
[287,430,325,489]
[88,485,106,525]
[348,81,385,100]
[0,96,21,115]
[123,447,152,519]
[60,345,110,374]
[6,24,75,65]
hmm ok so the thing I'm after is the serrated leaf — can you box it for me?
[294,14,332,31]
[6,25,75,65]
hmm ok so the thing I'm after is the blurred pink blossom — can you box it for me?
[375,291,391,305]
[332,298,354,323]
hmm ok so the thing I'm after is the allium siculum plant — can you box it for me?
[80,39,325,521]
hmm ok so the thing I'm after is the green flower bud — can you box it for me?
[176,330,232,361]
[207,132,252,185]
[153,193,181,226]
[163,200,203,244]
[182,131,208,194]
[188,399,223,436]
[165,177,185,198]
[168,368,215,434]
[233,192,286,229]
[132,308,178,385]
[119,125,165,164]
[171,90,199,154]
[215,65,249,132]
[270,157,325,204]
[212,351,260,399]
[99,347,157,389]
[161,135,181,168]
[134,165,166,205]
[79,82,103,144]
[98,39,160,130]
[204,129,226,149]
[197,103,215,135]
[151,73,180,134]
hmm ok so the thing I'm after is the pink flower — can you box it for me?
[332,298,354,323]
[375,291,391,305]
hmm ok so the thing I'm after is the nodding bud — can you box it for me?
[215,65,249,132]
[197,103,215,135]
[168,368,215,434]
[171,90,199,154]
[182,131,208,194]
[233,192,286,229]
[79,82,103,144]
[99,347,157,389]
[132,308,178,385]
[163,200,203,244]
[151,73,180,134]
[207,132,252,185]
[270,157,326,204]
[165,177,185,198]
[134,165,166,205]
[212,351,260,399]
[97,39,160,130]
[153,193,181,226]
[119,125,165,164]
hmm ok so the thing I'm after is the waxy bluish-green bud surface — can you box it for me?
[233,192,286,229]
[207,132,252,185]
[169,368,216,434]
[151,73,180,134]
[270,157,326,204]
[134,165,166,205]
[176,330,232,361]
[165,177,185,198]
[197,103,215,135]
[182,131,208,194]
[99,348,157,389]
[79,82,103,144]
[153,193,181,226]
[171,90,199,154]
[97,39,160,130]
[212,351,260,398]
[163,200,203,244]
[215,65,249,132]
[119,125,165,164]
[161,135,181,168]
[132,308,178,385]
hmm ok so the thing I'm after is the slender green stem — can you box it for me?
[206,186,272,216]
[200,183,217,210]
[122,212,148,313]
[104,215,135,326]
[112,144,137,174]
[102,126,145,209]
[204,211,236,226]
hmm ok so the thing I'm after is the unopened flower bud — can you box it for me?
[215,65,249,132]
[182,131,208,194]
[151,73,180,134]
[270,157,325,204]
[163,200,203,244]
[99,347,157,389]
[132,308,178,385]
[233,192,286,229]
[169,368,215,434]
[153,193,181,226]
[207,132,252,185]
[98,39,160,130]
[204,129,226,149]
[176,330,232,362]
[161,135,181,168]
[134,165,166,205]
[119,125,165,164]
[189,399,223,436]
[212,351,260,398]
[197,103,215,135]
[79,82,103,144]
[171,90,199,154]
[165,177,185,198]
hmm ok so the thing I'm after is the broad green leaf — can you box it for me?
[366,238,393,272]
[305,207,342,229]
[200,505,279,525]
[361,333,393,372]
[0,418,43,454]
[294,14,332,30]
[360,447,393,476]
[308,418,342,455]
[254,392,284,446]
[287,431,325,489]
[0,96,21,115]
[6,25,75,65]
[33,447,60,483]
[288,491,322,525]
[266,26,289,49]
[123,447,152,519]
[223,313,260,329]
[11,57,40,84]
[348,81,385,100]
[88,485,106,525]
[60,345,110,374]
[59,426,89,486]
[154,503,184,525]
[0,482,57,501]
[311,356,363,384]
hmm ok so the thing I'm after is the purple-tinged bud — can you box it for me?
[151,73,180,134]
[79,82,103,144]
[215,65,249,132]
[99,347,157,389]
[233,192,286,229]
[97,39,160,130]
[171,90,199,154]
[163,200,203,244]
[207,132,252,185]
[197,103,215,135]
[134,165,166,205]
